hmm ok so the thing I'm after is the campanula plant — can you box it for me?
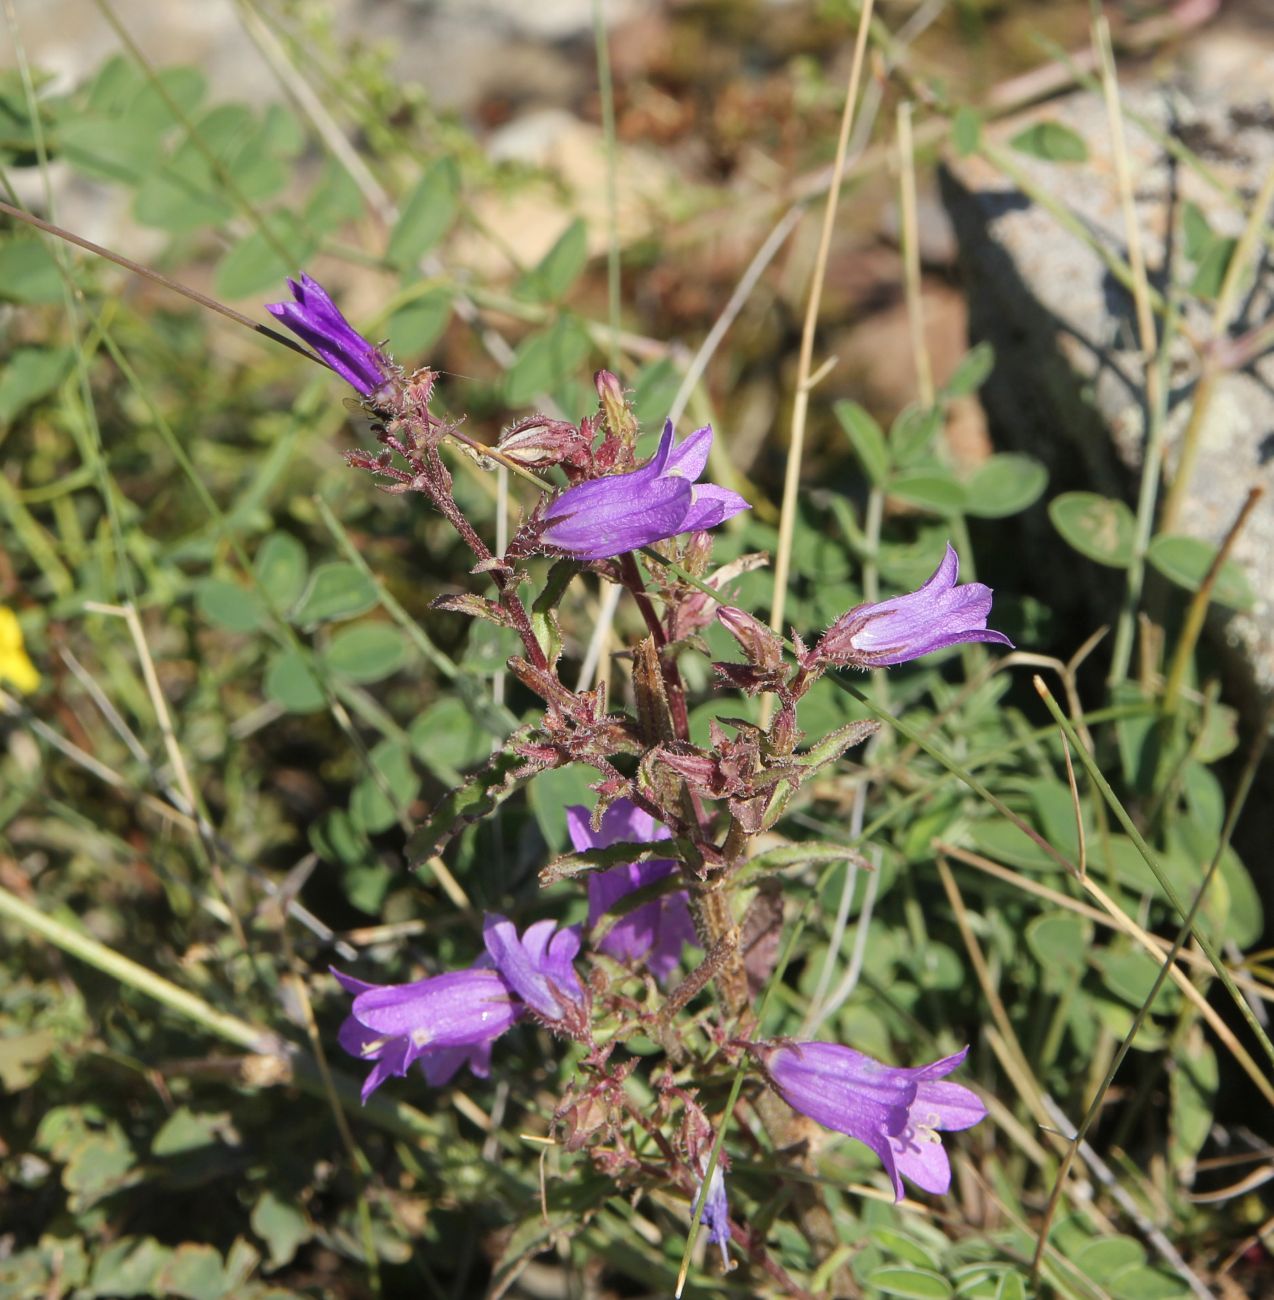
[271,272,1010,1286]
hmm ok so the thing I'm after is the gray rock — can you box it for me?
[941,30,1274,695]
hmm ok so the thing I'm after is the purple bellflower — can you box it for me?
[695,1162,732,1267]
[481,914,585,1022]
[333,967,520,1102]
[815,543,1012,669]
[335,915,585,1100]
[540,420,749,560]
[763,1042,986,1200]
[566,799,698,984]
[266,274,393,396]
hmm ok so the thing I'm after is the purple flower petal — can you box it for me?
[352,968,520,1045]
[482,914,584,1020]
[539,423,749,560]
[765,1040,985,1202]
[567,798,699,984]
[266,273,393,396]
[816,543,1012,669]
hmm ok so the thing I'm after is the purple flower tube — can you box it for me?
[566,799,699,984]
[816,543,1012,669]
[540,421,749,560]
[266,273,393,396]
[763,1041,986,1199]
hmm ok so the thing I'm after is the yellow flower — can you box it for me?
[0,607,40,694]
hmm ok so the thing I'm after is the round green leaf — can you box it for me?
[865,1266,953,1299]
[410,696,491,775]
[1146,534,1255,610]
[964,454,1048,518]
[321,622,408,683]
[263,649,325,713]
[1026,912,1091,982]
[251,1190,312,1270]
[888,471,966,515]
[195,578,265,633]
[1010,120,1088,163]
[1048,491,1136,567]
[350,742,419,834]
[292,562,377,627]
[253,532,308,612]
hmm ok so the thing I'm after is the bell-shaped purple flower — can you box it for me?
[539,421,749,561]
[694,1162,732,1267]
[481,914,585,1022]
[333,967,521,1102]
[266,274,393,396]
[763,1042,986,1200]
[566,799,698,984]
[816,543,1012,669]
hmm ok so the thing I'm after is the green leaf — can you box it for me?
[252,1190,312,1271]
[263,649,326,713]
[967,817,1058,872]
[350,740,420,835]
[1108,1269,1192,1299]
[1010,120,1088,163]
[1096,948,1178,1013]
[1146,533,1255,610]
[1048,491,1136,567]
[888,470,966,515]
[517,217,589,301]
[632,357,681,433]
[160,1242,232,1300]
[292,561,377,627]
[504,316,593,406]
[88,1237,172,1297]
[1181,201,1214,261]
[889,403,942,467]
[215,212,317,300]
[835,400,889,485]
[1073,1237,1146,1283]
[410,696,493,775]
[995,1272,1027,1300]
[527,761,598,853]
[408,731,536,861]
[865,1266,953,1298]
[942,341,995,397]
[195,578,266,633]
[1189,236,1236,300]
[0,345,73,424]
[152,1107,227,1156]
[1170,1030,1216,1168]
[1025,912,1091,985]
[952,106,981,158]
[872,1229,939,1268]
[321,622,408,683]
[307,158,364,234]
[387,290,452,360]
[963,453,1048,518]
[253,532,308,611]
[388,157,460,268]
[0,237,63,303]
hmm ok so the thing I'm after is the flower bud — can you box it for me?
[496,416,591,470]
[716,606,785,671]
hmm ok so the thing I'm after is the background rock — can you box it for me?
[942,28,1274,695]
